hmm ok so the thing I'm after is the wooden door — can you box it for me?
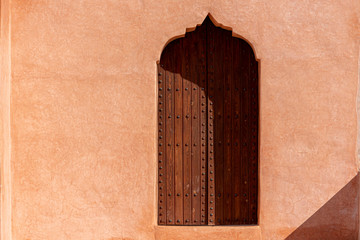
[158,16,258,226]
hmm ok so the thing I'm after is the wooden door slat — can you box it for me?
[164,43,175,225]
[182,34,192,225]
[232,38,241,225]
[173,40,184,225]
[190,29,201,225]
[249,58,258,224]
[206,19,216,225]
[223,34,232,226]
[198,23,208,225]
[238,41,249,224]
[158,64,167,225]
[213,25,225,226]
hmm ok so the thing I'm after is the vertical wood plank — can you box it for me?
[198,23,208,225]
[213,25,225,226]
[223,35,233,226]
[173,40,184,225]
[249,57,258,225]
[182,33,192,225]
[232,38,240,225]
[206,19,216,225]
[238,41,250,224]
[165,44,175,225]
[190,29,201,225]
[158,63,166,225]
[244,45,252,224]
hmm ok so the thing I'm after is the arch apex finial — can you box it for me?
[202,13,215,26]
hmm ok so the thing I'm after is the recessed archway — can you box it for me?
[157,15,258,226]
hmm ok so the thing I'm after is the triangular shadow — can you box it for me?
[285,173,359,240]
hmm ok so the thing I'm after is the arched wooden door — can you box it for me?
[158,16,258,226]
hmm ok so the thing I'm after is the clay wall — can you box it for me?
[1,0,360,239]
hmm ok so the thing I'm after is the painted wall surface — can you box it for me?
[1,0,359,239]
[1,0,12,239]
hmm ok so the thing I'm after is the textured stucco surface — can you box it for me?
[2,0,360,239]
[1,0,12,239]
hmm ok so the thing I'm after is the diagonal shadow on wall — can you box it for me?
[285,173,359,240]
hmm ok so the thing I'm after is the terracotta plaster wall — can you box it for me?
[1,0,11,239]
[3,0,360,239]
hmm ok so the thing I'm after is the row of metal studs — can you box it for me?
[207,26,215,225]
[158,65,166,224]
[200,31,207,224]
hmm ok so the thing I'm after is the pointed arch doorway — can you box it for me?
[158,16,258,226]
